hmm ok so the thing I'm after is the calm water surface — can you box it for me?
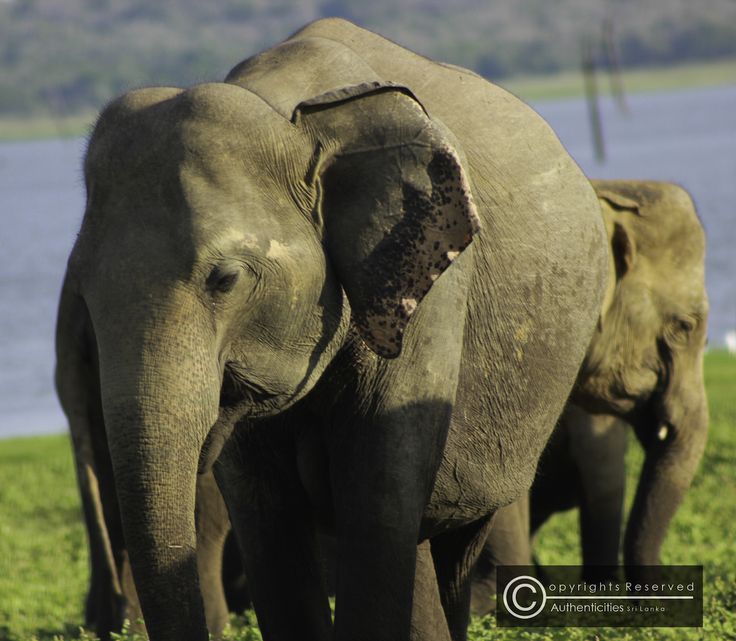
[1,84,734,438]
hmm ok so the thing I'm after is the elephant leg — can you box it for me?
[221,530,251,613]
[528,415,580,563]
[214,419,332,641]
[90,424,147,635]
[71,438,125,639]
[85,416,145,637]
[567,407,627,577]
[431,514,495,641]
[470,496,531,616]
[195,471,232,638]
[410,541,452,641]
[118,552,144,632]
[329,403,453,641]
[67,408,147,639]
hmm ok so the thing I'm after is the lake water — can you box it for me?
[1,84,734,438]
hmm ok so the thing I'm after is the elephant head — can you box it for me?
[573,180,709,577]
[66,78,479,639]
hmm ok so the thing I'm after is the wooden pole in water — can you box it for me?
[602,18,629,114]
[582,37,606,162]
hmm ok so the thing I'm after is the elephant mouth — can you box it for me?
[609,396,639,416]
[571,390,637,417]
[219,361,292,419]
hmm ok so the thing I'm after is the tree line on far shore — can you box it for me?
[3,0,736,116]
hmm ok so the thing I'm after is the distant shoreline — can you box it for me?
[498,56,736,102]
[1,57,734,143]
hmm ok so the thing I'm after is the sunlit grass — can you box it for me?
[499,57,736,102]
[0,112,96,142]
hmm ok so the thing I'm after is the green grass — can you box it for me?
[498,57,736,102]
[1,57,734,142]
[0,112,97,142]
[1,351,734,640]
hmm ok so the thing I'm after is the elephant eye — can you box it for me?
[206,265,240,294]
[665,316,695,344]
[675,317,695,334]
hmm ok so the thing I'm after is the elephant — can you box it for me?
[470,179,709,614]
[55,17,607,641]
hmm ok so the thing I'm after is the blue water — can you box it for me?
[1,84,734,438]
[536,84,736,344]
[1,137,85,438]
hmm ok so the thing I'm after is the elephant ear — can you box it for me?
[293,83,481,358]
[597,189,639,280]
[610,221,636,280]
[597,189,640,214]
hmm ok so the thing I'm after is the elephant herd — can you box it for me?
[54,18,708,641]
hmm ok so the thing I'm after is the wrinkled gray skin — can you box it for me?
[471,180,709,614]
[56,18,606,641]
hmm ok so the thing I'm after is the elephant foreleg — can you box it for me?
[221,531,251,612]
[431,514,495,641]
[470,497,531,616]
[328,399,453,641]
[73,439,127,637]
[410,541,452,641]
[567,408,627,576]
[214,419,332,641]
[194,471,232,638]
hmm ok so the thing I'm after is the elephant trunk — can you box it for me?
[624,376,708,580]
[96,311,220,641]
[105,408,205,639]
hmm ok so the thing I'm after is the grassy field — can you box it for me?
[1,351,734,641]
[0,112,98,143]
[498,56,736,102]
[1,57,734,143]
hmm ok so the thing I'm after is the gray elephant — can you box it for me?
[56,18,607,641]
[471,179,709,614]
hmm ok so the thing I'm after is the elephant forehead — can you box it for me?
[82,82,319,276]
[653,269,707,314]
[177,158,310,253]
[91,82,307,194]
[177,83,308,154]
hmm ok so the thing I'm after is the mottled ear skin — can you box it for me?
[295,84,480,358]
[351,147,480,357]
